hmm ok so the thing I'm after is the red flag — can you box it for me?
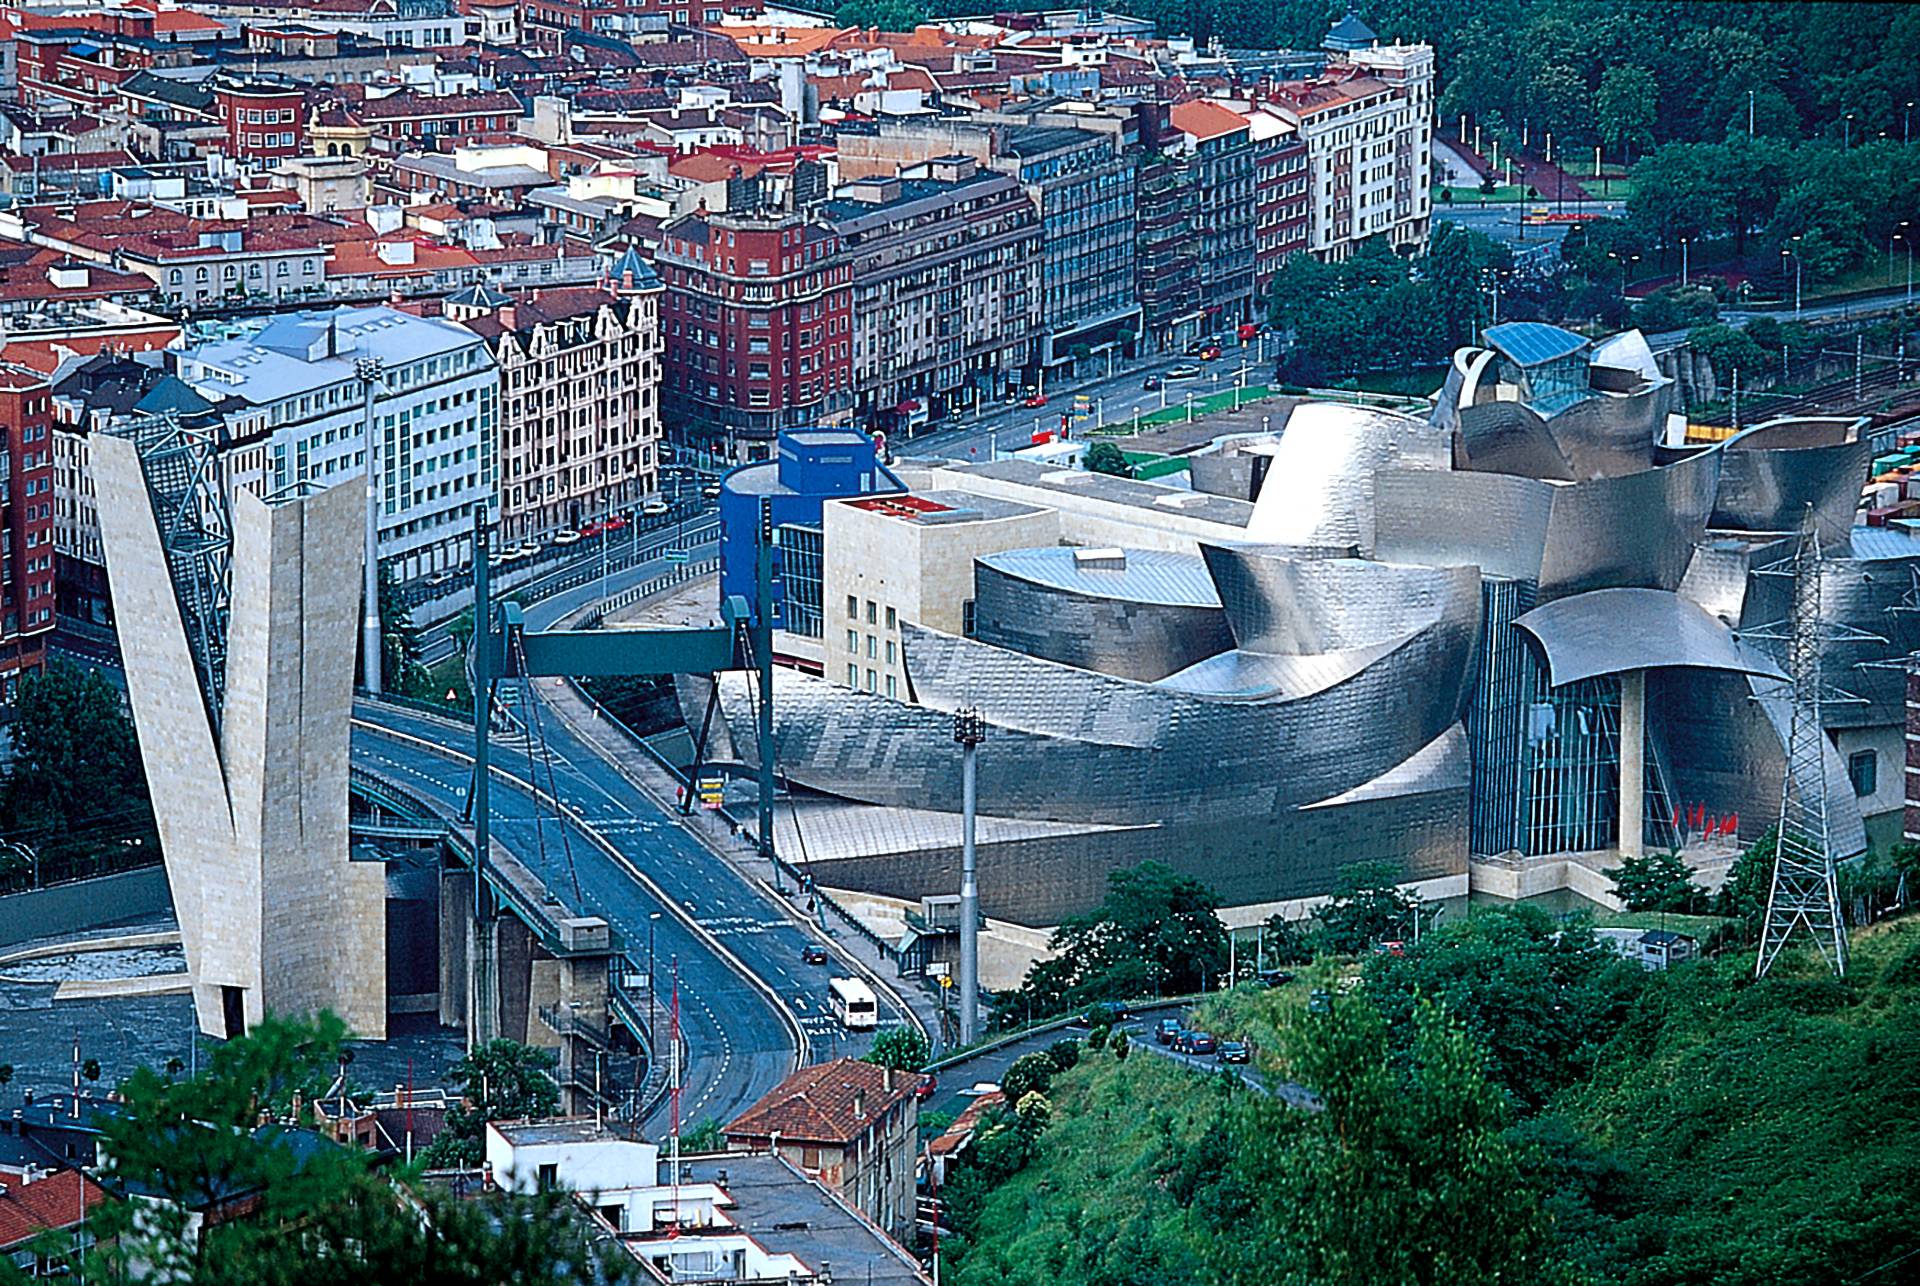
[1671,807,1682,832]
[1705,815,1720,837]
[1726,811,1738,836]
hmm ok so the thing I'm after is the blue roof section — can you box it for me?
[1485,321,1590,368]
[979,547,1221,608]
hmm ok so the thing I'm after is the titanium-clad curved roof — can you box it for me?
[1201,546,1479,653]
[1710,416,1872,551]
[977,547,1219,607]
[1513,587,1786,687]
[1374,445,1722,600]
[971,547,1233,682]
[1244,401,1450,553]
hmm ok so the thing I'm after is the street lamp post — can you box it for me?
[1845,111,1855,148]
[1907,101,1915,147]
[1786,236,1803,317]
[1680,237,1690,288]
[952,709,984,1045]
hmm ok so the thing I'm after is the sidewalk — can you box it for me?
[540,583,952,1053]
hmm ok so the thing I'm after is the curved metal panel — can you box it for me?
[1454,400,1576,481]
[1201,545,1481,653]
[1374,447,1721,600]
[1711,417,1872,552]
[1513,587,1785,687]
[1244,401,1451,553]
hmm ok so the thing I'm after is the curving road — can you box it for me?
[352,545,915,1138]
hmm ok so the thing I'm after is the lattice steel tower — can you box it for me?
[1757,524,1848,978]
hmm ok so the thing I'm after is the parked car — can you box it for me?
[800,943,830,965]
[1171,1029,1196,1054]
[1022,393,1048,408]
[1185,1031,1217,1057]
[1155,1017,1183,1045]
[915,1073,938,1102]
[1372,940,1407,957]
[1142,374,1163,391]
[1217,1040,1251,1065]
[1166,364,1201,379]
[553,529,584,546]
[1258,969,1296,988]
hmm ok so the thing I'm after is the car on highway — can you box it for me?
[1142,374,1163,391]
[1185,1031,1217,1057]
[642,500,671,518]
[1022,393,1048,408]
[1074,1000,1129,1028]
[552,529,583,546]
[1217,1040,1251,1065]
[1166,364,1201,379]
[1171,1029,1196,1053]
[1154,1017,1183,1045]
[800,943,830,965]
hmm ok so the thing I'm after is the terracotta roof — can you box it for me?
[716,23,849,58]
[1171,98,1249,141]
[927,1091,1003,1158]
[353,90,520,122]
[0,1170,110,1250]
[726,1058,916,1147]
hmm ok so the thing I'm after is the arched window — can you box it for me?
[277,262,289,277]
[168,269,182,285]
[195,267,208,282]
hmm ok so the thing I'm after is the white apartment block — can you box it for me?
[1272,42,1433,261]
[175,306,498,579]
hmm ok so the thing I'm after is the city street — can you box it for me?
[352,548,923,1138]
[890,343,1278,464]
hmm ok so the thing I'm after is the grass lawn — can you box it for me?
[1434,184,1530,205]
[1100,383,1278,432]
[1333,366,1448,398]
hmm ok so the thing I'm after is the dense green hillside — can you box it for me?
[941,912,1920,1286]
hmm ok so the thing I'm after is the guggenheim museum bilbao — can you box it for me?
[699,322,1915,927]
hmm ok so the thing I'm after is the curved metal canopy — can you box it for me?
[1513,587,1785,688]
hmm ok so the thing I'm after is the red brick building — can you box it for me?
[657,202,852,461]
[0,363,56,698]
[214,80,307,162]
[1249,116,1310,297]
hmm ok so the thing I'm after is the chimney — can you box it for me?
[851,1089,865,1120]
[883,1066,894,1093]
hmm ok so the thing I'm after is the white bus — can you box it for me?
[828,976,878,1030]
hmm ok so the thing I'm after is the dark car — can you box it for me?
[1186,1031,1217,1057]
[1142,374,1163,391]
[1075,1000,1131,1028]
[1258,969,1296,988]
[800,943,830,965]
[1154,1017,1183,1045]
[1217,1040,1251,1065]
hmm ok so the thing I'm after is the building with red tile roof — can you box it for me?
[0,1167,110,1273]
[724,1057,917,1242]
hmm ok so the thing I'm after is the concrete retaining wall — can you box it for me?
[0,866,173,949]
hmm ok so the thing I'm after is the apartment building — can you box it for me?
[173,306,498,579]
[0,363,55,701]
[452,276,665,544]
[1268,38,1434,260]
[1247,108,1311,294]
[657,199,853,463]
[1170,99,1257,330]
[827,155,1041,435]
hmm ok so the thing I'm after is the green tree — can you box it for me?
[1083,441,1131,477]
[1606,849,1708,913]
[1595,64,1658,163]
[3,658,155,885]
[1315,861,1420,954]
[1713,826,1776,942]
[420,1039,560,1169]
[377,565,428,698]
[1259,912,1317,966]
[1688,322,1769,383]
[1207,997,1565,1285]
[681,1117,726,1153]
[1044,1038,1081,1073]
[1631,284,1719,331]
[835,0,927,32]
[999,1051,1058,1104]
[1008,862,1229,1019]
[84,1015,637,1286]
[863,1026,931,1072]
[1363,905,1647,1110]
